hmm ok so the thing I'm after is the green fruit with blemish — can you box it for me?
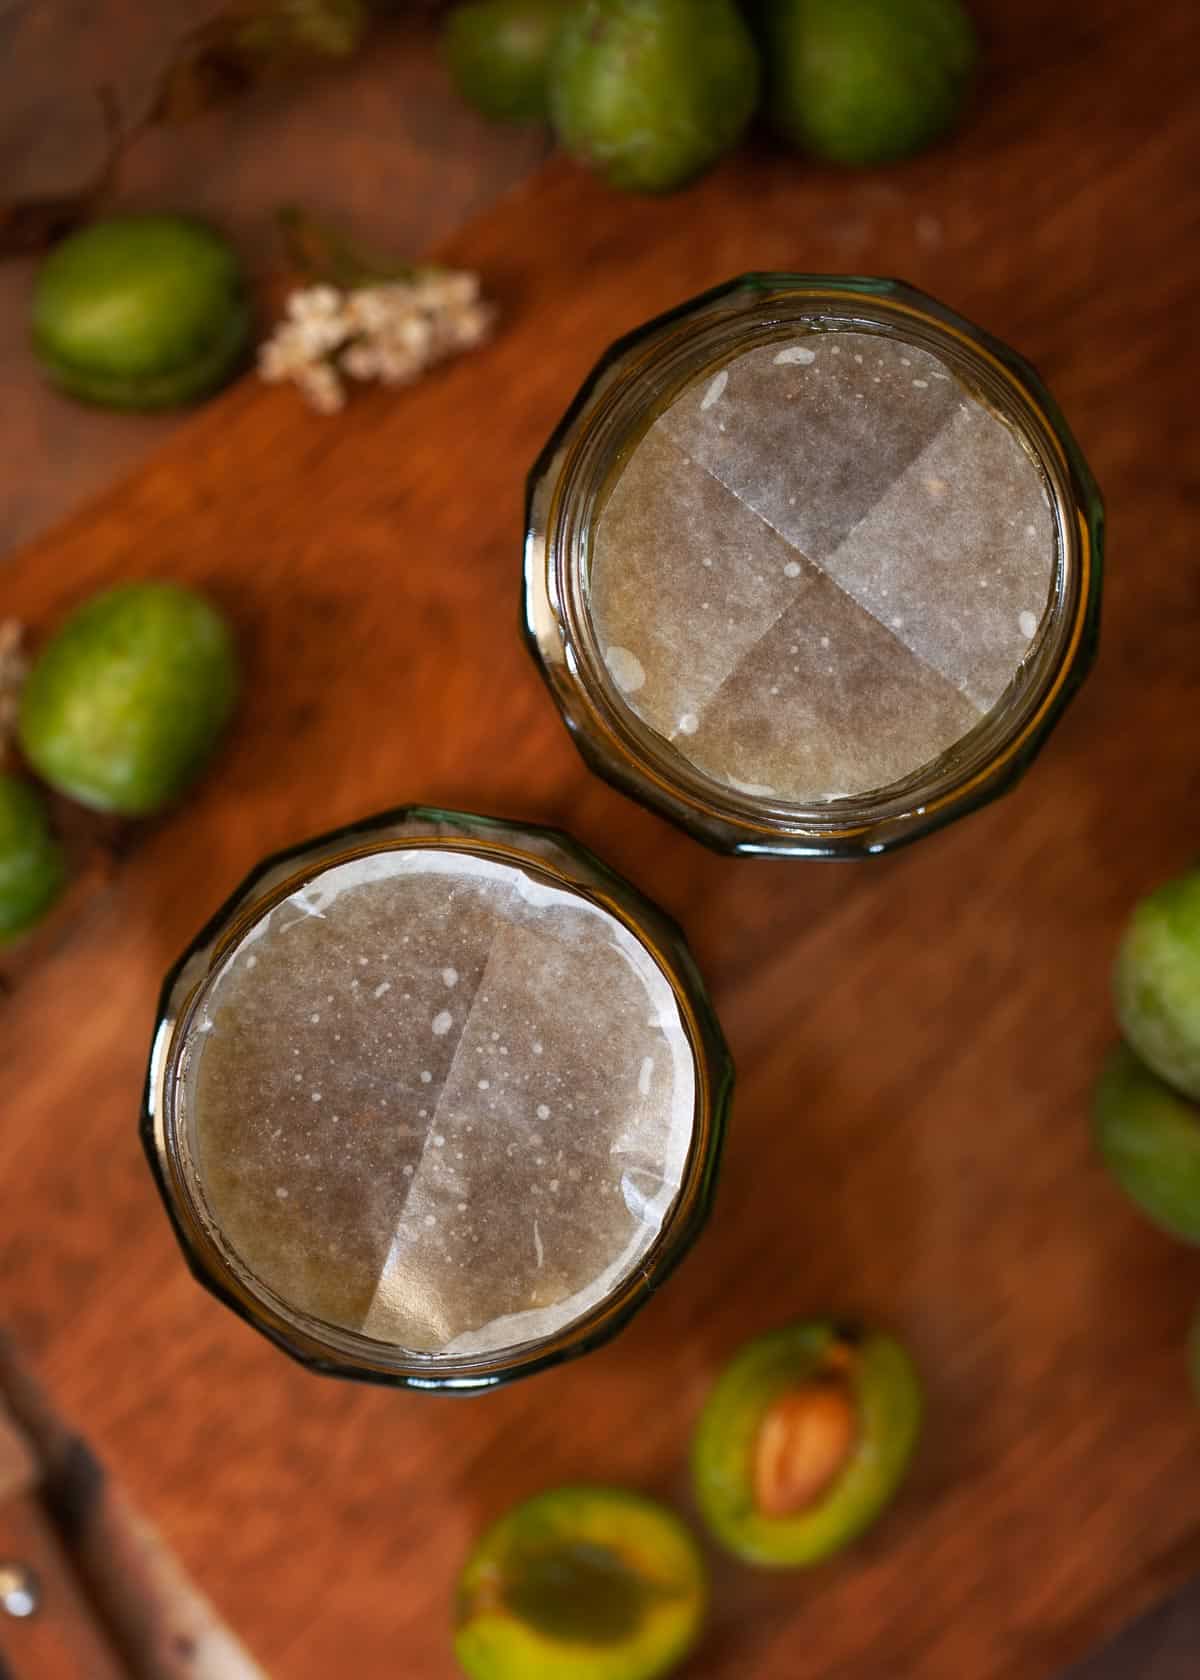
[0,774,66,941]
[549,0,761,193]
[445,0,571,123]
[691,1320,921,1568]
[1114,867,1200,1102]
[18,582,238,818]
[32,215,251,410]
[1093,1042,1200,1245]
[454,1485,706,1680]
[760,0,978,167]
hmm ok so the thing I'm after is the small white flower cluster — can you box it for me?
[0,620,27,765]
[258,271,494,413]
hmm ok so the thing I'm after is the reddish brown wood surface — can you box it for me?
[0,7,547,558]
[3,2,1200,1675]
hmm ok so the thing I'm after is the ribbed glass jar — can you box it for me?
[524,275,1103,857]
[142,806,731,1391]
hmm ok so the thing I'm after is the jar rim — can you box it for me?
[524,275,1103,858]
[141,806,732,1390]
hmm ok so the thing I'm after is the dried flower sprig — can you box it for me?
[258,272,495,412]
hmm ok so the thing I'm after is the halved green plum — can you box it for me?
[455,1485,706,1680]
[1114,868,1200,1102]
[691,1321,921,1568]
[1093,1042,1200,1245]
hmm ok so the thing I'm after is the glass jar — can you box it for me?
[524,275,1103,858]
[142,806,731,1391]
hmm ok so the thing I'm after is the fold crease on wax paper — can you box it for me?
[182,849,695,1357]
[590,330,1056,803]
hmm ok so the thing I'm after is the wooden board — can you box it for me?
[3,1,1200,1674]
[0,10,549,558]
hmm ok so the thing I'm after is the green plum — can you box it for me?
[32,215,251,410]
[760,0,978,167]
[455,1485,706,1680]
[1093,1042,1200,1245]
[0,774,66,941]
[445,0,571,123]
[19,582,238,817]
[1114,867,1200,1102]
[692,1320,921,1568]
[549,0,760,193]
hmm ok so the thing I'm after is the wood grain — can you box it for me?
[2,1,1200,1675]
[0,7,548,558]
